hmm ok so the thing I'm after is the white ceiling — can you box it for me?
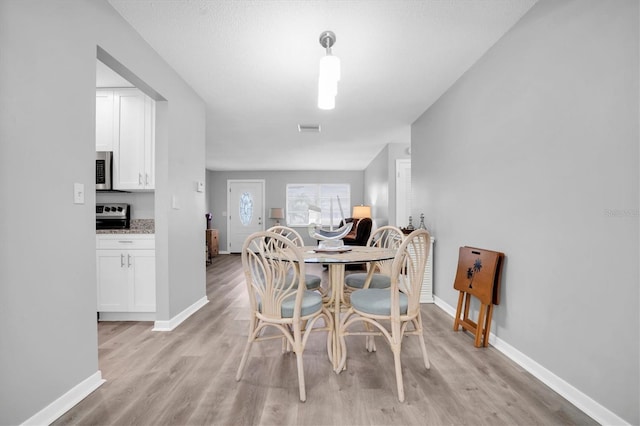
[107,0,538,171]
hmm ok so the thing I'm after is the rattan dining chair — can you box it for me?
[236,231,333,402]
[338,229,431,402]
[343,225,405,352]
[267,225,322,291]
[344,225,405,291]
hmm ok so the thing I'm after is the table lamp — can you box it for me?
[269,207,285,226]
[352,205,371,219]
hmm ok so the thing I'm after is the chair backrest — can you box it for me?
[390,229,431,319]
[366,225,405,275]
[267,225,305,247]
[241,231,307,321]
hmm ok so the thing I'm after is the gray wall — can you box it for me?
[411,0,638,423]
[364,142,410,228]
[0,1,206,423]
[207,170,364,249]
[364,145,390,228]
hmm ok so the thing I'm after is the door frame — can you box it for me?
[226,179,266,253]
[395,159,411,228]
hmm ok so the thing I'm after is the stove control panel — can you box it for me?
[96,203,129,218]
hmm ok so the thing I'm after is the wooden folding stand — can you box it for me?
[452,246,504,347]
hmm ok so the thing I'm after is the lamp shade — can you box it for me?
[352,205,371,219]
[318,54,340,110]
[269,208,285,220]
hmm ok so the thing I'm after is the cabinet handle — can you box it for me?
[120,253,125,267]
[118,240,133,244]
[127,254,132,268]
[145,173,149,186]
[139,173,143,185]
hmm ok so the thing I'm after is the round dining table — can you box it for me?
[301,245,397,372]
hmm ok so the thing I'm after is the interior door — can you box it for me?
[228,180,265,253]
[396,159,411,228]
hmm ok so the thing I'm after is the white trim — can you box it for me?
[152,296,208,331]
[432,296,629,426]
[98,312,155,322]
[21,371,105,426]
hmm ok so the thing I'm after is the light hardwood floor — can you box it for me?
[54,254,597,425]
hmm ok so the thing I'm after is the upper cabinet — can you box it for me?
[95,90,115,151]
[96,88,155,191]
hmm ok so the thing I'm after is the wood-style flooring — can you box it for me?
[54,254,597,426]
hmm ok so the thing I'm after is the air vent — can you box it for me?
[298,124,321,133]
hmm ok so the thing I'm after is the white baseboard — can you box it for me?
[432,295,629,426]
[98,312,155,322]
[21,371,105,426]
[152,296,208,331]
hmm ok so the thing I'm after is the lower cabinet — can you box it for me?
[96,234,155,315]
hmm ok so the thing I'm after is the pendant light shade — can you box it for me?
[318,31,340,110]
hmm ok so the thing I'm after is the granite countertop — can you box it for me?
[96,219,155,234]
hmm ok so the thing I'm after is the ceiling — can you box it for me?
[106,0,538,171]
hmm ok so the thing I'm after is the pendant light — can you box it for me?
[318,31,340,110]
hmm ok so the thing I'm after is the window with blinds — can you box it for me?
[286,183,351,227]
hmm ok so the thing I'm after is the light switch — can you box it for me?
[73,183,84,204]
[196,181,204,192]
[172,195,180,210]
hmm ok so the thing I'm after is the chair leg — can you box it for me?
[393,348,405,402]
[295,350,306,402]
[415,316,430,369]
[236,339,253,381]
[236,316,258,380]
[291,324,307,402]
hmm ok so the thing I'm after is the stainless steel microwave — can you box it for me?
[96,151,112,190]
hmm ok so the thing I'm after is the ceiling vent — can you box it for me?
[298,124,321,133]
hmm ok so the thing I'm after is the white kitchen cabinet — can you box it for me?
[96,234,156,314]
[95,88,155,191]
[95,90,115,151]
[113,89,155,190]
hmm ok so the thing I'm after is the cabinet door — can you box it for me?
[95,90,115,151]
[130,249,156,312]
[114,89,146,190]
[97,250,129,311]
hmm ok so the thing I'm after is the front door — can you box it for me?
[227,179,265,253]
